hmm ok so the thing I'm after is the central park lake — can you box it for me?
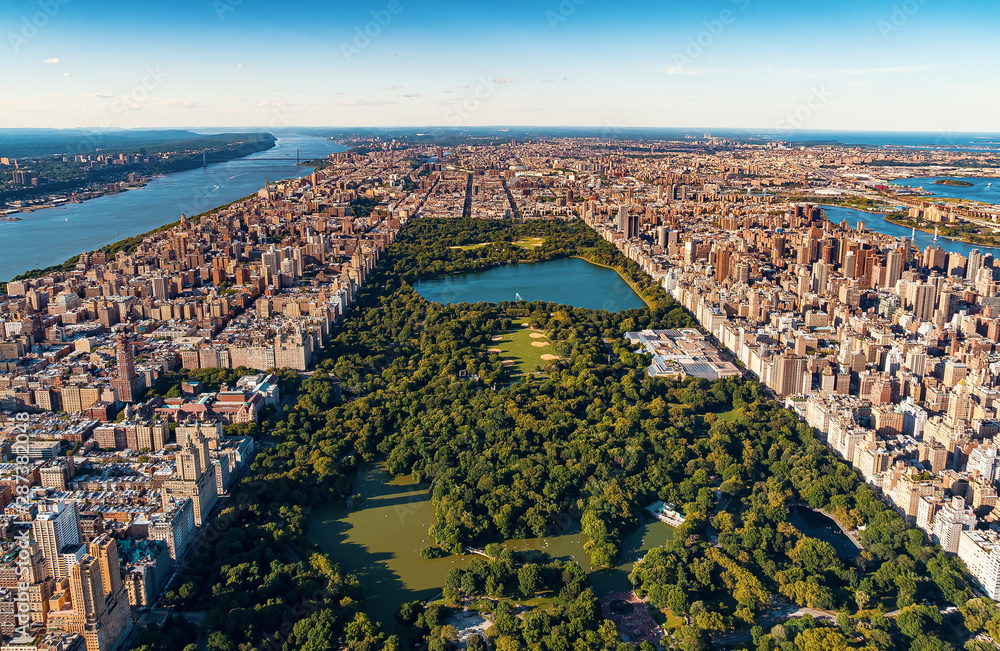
[787,505,861,559]
[412,257,646,312]
[308,466,674,629]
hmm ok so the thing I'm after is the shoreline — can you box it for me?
[1,139,277,218]
[819,202,1000,249]
[882,214,1000,248]
[2,138,341,285]
[570,255,655,309]
[2,191,261,289]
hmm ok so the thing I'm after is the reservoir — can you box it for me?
[413,257,646,312]
[787,505,860,560]
[823,205,1000,258]
[308,465,674,629]
[0,135,346,282]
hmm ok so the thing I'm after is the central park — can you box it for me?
[133,218,993,651]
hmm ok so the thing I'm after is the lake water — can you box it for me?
[892,177,1000,203]
[308,465,674,629]
[413,257,646,312]
[787,505,859,559]
[0,135,346,281]
[822,205,1000,258]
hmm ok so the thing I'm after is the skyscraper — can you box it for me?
[33,499,81,581]
[111,336,137,404]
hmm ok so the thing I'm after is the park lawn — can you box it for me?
[650,606,685,630]
[513,237,544,248]
[491,318,558,377]
[449,242,490,251]
[715,408,741,423]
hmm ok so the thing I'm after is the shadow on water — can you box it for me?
[307,467,475,631]
[308,466,675,630]
[787,505,859,560]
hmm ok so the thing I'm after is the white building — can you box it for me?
[931,496,977,554]
[958,529,1000,599]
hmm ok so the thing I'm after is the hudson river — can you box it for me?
[0,135,346,281]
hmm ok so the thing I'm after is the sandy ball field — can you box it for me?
[491,335,504,341]
[531,341,551,348]
[540,354,560,361]
[529,333,545,339]
[488,348,502,353]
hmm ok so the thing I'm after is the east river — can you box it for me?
[0,135,346,282]
[823,204,1000,259]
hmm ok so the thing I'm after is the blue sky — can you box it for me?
[1,0,997,131]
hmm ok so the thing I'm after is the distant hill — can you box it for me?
[0,129,269,158]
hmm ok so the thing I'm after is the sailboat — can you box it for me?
[515,293,523,301]
[934,227,939,243]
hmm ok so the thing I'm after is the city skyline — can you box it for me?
[1,0,998,131]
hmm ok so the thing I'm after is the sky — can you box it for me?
[1,0,998,132]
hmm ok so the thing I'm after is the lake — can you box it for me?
[0,135,346,281]
[308,465,674,629]
[413,257,646,312]
[822,205,1000,258]
[787,505,860,559]
[892,176,1000,204]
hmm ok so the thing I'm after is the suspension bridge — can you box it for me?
[191,149,319,167]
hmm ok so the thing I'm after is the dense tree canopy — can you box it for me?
[142,219,980,651]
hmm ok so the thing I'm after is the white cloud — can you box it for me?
[90,93,113,99]
[398,92,420,98]
[493,77,514,84]
[44,58,60,64]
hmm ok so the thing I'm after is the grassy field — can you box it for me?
[513,237,544,248]
[489,318,560,377]
[448,242,490,251]
[715,408,741,423]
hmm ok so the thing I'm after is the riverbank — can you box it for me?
[1,191,259,293]
[0,135,276,207]
[883,213,1000,247]
[0,135,342,282]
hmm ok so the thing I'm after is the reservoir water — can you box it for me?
[823,205,1000,258]
[787,505,860,559]
[413,257,646,312]
[308,465,674,629]
[0,135,346,281]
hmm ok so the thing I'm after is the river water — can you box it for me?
[0,135,346,281]
[823,204,1000,258]
[892,176,1000,203]
[308,465,674,630]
